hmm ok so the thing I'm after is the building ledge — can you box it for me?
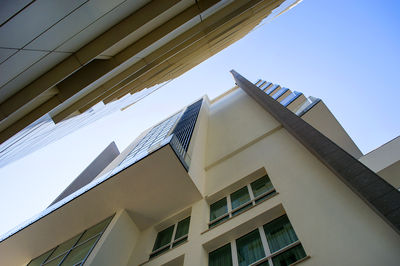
[0,140,201,266]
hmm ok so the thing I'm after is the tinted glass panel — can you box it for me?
[28,249,54,266]
[77,216,112,245]
[236,229,265,266]
[210,198,228,221]
[26,216,113,266]
[209,243,233,266]
[272,88,288,100]
[271,244,306,266]
[251,176,274,198]
[263,215,298,253]
[280,92,302,107]
[230,187,250,210]
[175,217,190,240]
[46,234,80,261]
[61,237,98,265]
[153,225,174,251]
[266,84,279,94]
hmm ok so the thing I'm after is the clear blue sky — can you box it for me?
[0,0,399,236]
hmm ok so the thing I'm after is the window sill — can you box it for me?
[290,255,311,266]
[250,241,310,266]
[201,191,279,235]
[140,239,188,265]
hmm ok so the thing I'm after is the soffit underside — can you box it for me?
[0,144,201,266]
[0,0,288,145]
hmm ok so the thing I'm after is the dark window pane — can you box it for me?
[61,237,98,265]
[77,216,112,245]
[230,187,250,210]
[153,225,174,251]
[272,244,306,266]
[209,243,233,266]
[175,217,190,240]
[27,249,54,266]
[236,229,265,266]
[263,215,299,253]
[210,198,228,221]
[46,234,81,262]
[251,176,274,198]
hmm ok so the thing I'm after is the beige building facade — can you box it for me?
[1,74,399,266]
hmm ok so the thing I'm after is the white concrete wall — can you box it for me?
[301,101,363,159]
[187,96,210,195]
[201,89,400,266]
[359,136,400,188]
[360,136,400,172]
[89,88,400,266]
[85,210,140,266]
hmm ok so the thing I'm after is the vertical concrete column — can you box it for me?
[84,209,140,266]
[184,200,209,266]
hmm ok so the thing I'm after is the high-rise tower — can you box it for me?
[0,72,399,266]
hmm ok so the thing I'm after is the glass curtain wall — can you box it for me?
[27,216,113,266]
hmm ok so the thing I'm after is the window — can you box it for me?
[27,216,113,266]
[209,243,233,266]
[260,82,272,90]
[265,84,279,95]
[208,215,307,266]
[279,92,302,107]
[231,186,252,216]
[272,88,289,100]
[209,175,276,228]
[150,217,190,259]
[236,229,265,266]
[210,198,229,226]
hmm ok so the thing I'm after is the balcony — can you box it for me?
[0,135,201,266]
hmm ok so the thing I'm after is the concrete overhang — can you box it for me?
[0,142,201,266]
[0,0,295,147]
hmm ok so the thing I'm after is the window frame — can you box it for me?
[27,215,114,266]
[208,175,276,228]
[208,215,308,266]
[149,216,190,259]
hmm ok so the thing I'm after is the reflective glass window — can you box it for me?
[266,84,279,94]
[272,88,289,100]
[27,216,113,266]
